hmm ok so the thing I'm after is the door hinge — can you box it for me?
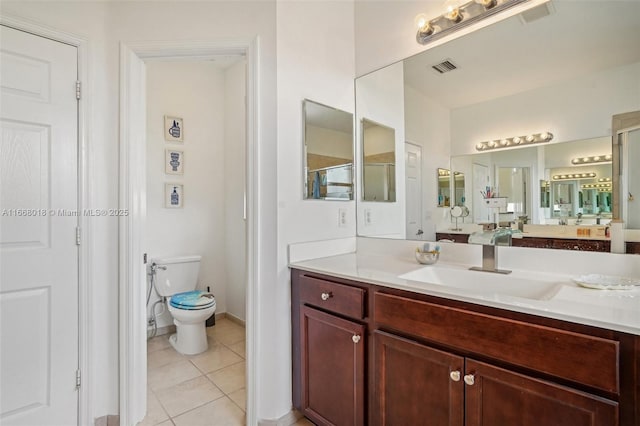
[76,226,81,245]
[75,369,81,389]
[76,81,81,100]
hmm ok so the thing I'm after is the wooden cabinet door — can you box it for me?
[465,359,618,426]
[300,306,366,426]
[373,331,464,426]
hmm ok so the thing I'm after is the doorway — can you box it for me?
[142,58,248,424]
[119,40,259,426]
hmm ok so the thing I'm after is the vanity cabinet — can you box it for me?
[291,269,640,426]
[292,273,367,426]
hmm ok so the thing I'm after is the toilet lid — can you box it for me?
[170,291,216,310]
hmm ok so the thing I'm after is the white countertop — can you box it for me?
[290,249,640,336]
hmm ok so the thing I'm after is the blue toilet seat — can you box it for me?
[170,290,216,310]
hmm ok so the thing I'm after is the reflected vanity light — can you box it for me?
[552,172,597,180]
[598,178,612,183]
[571,154,612,165]
[476,131,553,151]
[416,0,528,45]
[582,183,612,189]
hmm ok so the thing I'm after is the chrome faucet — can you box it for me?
[468,224,520,274]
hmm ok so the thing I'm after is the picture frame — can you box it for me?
[164,115,184,142]
[165,149,184,175]
[165,183,184,208]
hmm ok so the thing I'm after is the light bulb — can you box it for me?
[572,158,580,164]
[415,13,428,29]
[582,157,589,162]
[474,0,497,8]
[525,135,535,143]
[500,139,509,146]
[605,154,612,160]
[476,143,485,150]
[444,0,464,22]
[513,136,522,144]
[593,156,601,161]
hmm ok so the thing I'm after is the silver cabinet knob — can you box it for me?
[464,374,475,386]
[321,292,331,301]
[450,371,461,382]
[352,335,361,344]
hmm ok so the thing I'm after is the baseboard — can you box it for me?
[94,414,119,426]
[258,409,303,426]
[224,312,246,327]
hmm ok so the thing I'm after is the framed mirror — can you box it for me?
[303,99,354,200]
[362,118,396,202]
[354,0,640,251]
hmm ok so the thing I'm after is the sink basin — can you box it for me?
[398,265,564,300]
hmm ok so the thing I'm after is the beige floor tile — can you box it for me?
[227,388,246,412]
[227,340,245,359]
[138,390,169,426]
[155,421,174,426]
[148,359,202,391]
[206,321,245,346]
[206,361,245,394]
[293,418,315,426]
[189,345,243,374]
[155,376,224,417]
[172,397,245,426]
[148,335,172,353]
[148,347,184,370]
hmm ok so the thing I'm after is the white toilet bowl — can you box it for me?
[167,299,216,355]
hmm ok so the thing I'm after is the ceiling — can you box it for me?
[305,100,353,134]
[403,0,640,109]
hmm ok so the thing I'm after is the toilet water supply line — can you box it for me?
[147,263,167,339]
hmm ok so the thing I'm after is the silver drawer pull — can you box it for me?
[352,334,361,344]
[321,292,332,301]
[450,371,461,382]
[464,374,475,386]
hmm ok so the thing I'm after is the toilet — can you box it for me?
[151,255,216,355]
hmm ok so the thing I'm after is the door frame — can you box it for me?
[0,14,92,426]
[119,39,259,426]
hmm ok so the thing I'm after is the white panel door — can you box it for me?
[0,25,79,426]
[405,142,423,239]
[473,163,489,223]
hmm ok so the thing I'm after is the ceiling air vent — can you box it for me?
[432,59,458,74]
[519,1,555,24]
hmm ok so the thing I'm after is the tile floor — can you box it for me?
[141,317,313,426]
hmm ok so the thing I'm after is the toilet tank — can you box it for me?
[151,255,201,297]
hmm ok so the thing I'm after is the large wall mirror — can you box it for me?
[303,99,354,200]
[354,0,640,252]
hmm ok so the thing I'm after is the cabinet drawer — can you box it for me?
[299,275,366,319]
[374,292,619,394]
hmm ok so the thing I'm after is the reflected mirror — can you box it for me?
[355,0,640,251]
[362,119,396,202]
[453,171,465,206]
[437,168,450,207]
[303,99,354,200]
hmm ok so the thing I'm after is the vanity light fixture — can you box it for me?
[416,0,529,45]
[598,178,612,183]
[476,131,553,151]
[570,154,612,165]
[582,183,612,189]
[552,172,597,181]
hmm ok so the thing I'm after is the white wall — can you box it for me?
[276,0,356,418]
[1,1,277,421]
[450,62,640,156]
[144,61,229,329]
[224,60,247,322]
[306,125,352,158]
[404,84,450,239]
[356,61,406,238]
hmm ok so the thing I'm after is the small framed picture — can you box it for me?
[165,183,184,208]
[165,149,184,175]
[164,115,184,142]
